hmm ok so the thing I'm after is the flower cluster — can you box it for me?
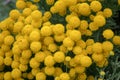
[0,0,119,80]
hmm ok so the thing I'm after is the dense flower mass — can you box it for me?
[0,0,119,80]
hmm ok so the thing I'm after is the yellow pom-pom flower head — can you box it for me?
[103,8,112,18]
[52,24,65,35]
[69,30,81,41]
[94,15,106,27]
[11,68,22,79]
[80,56,92,67]
[112,36,120,45]
[30,41,41,53]
[102,29,114,39]
[44,55,55,67]
[78,3,91,16]
[90,1,102,12]
[53,51,65,63]
[29,29,41,41]
[41,26,52,36]
[9,9,21,20]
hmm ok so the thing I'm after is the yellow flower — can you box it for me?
[30,41,41,53]
[92,42,102,53]
[18,38,29,50]
[53,51,65,63]
[54,34,66,42]
[63,37,74,49]
[1,44,10,52]
[16,0,26,10]
[34,51,46,62]
[100,71,105,76]
[29,58,40,68]
[5,51,13,57]
[92,53,104,62]
[11,61,20,69]
[9,9,21,20]
[41,26,52,36]
[73,46,82,55]
[59,45,68,53]
[80,20,88,30]
[74,55,83,64]
[89,14,95,21]
[33,0,40,2]
[24,16,32,24]
[75,66,85,74]
[65,56,71,62]
[22,8,32,17]
[54,0,66,12]
[64,0,77,6]
[46,0,54,5]
[110,51,115,56]
[31,68,40,76]
[77,72,87,80]
[118,0,120,5]
[31,19,42,28]
[22,49,32,59]
[12,45,21,55]
[85,29,93,36]
[27,72,34,80]
[19,64,28,72]
[89,22,99,31]
[52,24,65,35]
[96,58,108,67]
[44,55,55,67]
[17,15,25,22]
[0,56,4,65]
[60,73,70,80]
[0,72,4,80]
[44,66,55,76]
[103,8,112,18]
[13,21,24,33]
[87,75,94,80]
[36,72,46,80]
[102,41,113,51]
[43,11,52,22]
[31,10,42,21]
[112,36,120,45]
[50,6,58,14]
[103,29,114,39]
[30,4,38,10]
[76,40,86,49]
[98,78,103,80]
[20,57,29,65]
[96,11,104,16]
[69,68,76,77]
[29,29,41,41]
[54,67,63,77]
[78,3,91,16]
[43,36,54,45]
[86,39,94,46]
[48,43,58,52]
[86,45,93,55]
[80,56,92,67]
[90,1,102,12]
[22,24,33,35]
[68,16,81,28]
[4,72,12,80]
[4,57,12,66]
[55,77,61,80]
[11,68,22,79]
[94,15,106,27]
[69,30,81,41]
[4,35,14,45]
